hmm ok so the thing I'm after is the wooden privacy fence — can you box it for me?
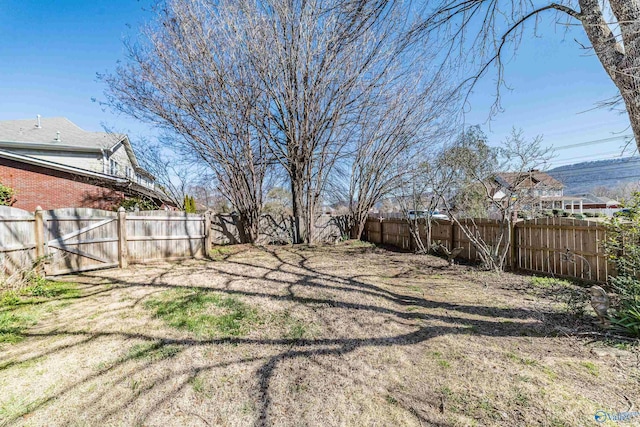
[1,206,211,278]
[363,217,612,283]
[210,214,348,245]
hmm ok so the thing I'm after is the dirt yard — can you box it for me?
[1,242,639,426]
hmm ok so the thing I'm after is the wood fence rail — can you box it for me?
[1,206,209,279]
[363,217,612,283]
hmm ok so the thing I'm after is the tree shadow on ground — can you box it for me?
[0,246,626,426]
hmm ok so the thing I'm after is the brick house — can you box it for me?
[0,116,172,211]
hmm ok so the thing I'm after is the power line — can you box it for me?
[559,174,640,183]
[551,167,640,179]
[551,134,634,151]
[552,150,631,164]
[550,157,631,169]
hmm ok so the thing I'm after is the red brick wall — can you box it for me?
[0,158,125,211]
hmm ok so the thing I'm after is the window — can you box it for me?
[125,166,133,179]
[109,159,119,176]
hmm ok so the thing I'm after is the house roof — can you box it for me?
[0,117,154,179]
[496,170,564,190]
[0,117,125,151]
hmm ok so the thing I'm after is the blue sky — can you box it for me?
[0,0,155,137]
[0,0,634,168]
[462,13,634,167]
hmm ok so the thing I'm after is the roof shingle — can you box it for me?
[496,170,563,189]
[0,117,124,149]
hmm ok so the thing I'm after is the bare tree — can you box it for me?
[188,177,220,211]
[389,146,459,254]
[103,0,269,242]
[105,0,431,244]
[241,0,420,243]
[263,187,293,216]
[392,164,439,254]
[415,0,640,150]
[134,141,195,210]
[436,127,553,271]
[347,61,455,240]
[593,182,640,201]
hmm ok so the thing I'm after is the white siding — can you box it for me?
[3,143,154,188]
[4,148,104,173]
[106,144,134,178]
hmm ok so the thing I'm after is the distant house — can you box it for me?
[495,170,563,197]
[0,116,172,211]
[492,169,585,211]
[563,193,620,214]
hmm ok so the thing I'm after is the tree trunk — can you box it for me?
[306,199,315,244]
[579,0,640,149]
[355,215,367,240]
[615,67,640,148]
[290,166,305,244]
[236,213,251,244]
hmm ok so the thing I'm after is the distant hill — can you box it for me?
[547,157,640,194]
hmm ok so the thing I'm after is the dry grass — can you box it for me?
[0,243,638,426]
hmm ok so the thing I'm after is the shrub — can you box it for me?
[570,213,586,219]
[120,197,158,211]
[603,192,640,337]
[585,212,606,218]
[183,195,197,213]
[0,181,16,206]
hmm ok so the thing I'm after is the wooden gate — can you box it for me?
[44,208,119,275]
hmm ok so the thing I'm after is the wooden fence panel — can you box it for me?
[454,220,474,261]
[453,219,507,265]
[382,220,411,250]
[1,207,210,277]
[0,206,36,282]
[126,211,204,262]
[430,221,453,251]
[362,216,613,282]
[365,219,382,244]
[514,217,610,282]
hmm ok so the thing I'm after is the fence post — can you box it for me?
[380,218,384,245]
[34,206,45,273]
[510,221,518,270]
[204,211,212,258]
[117,207,128,268]
[450,221,456,250]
